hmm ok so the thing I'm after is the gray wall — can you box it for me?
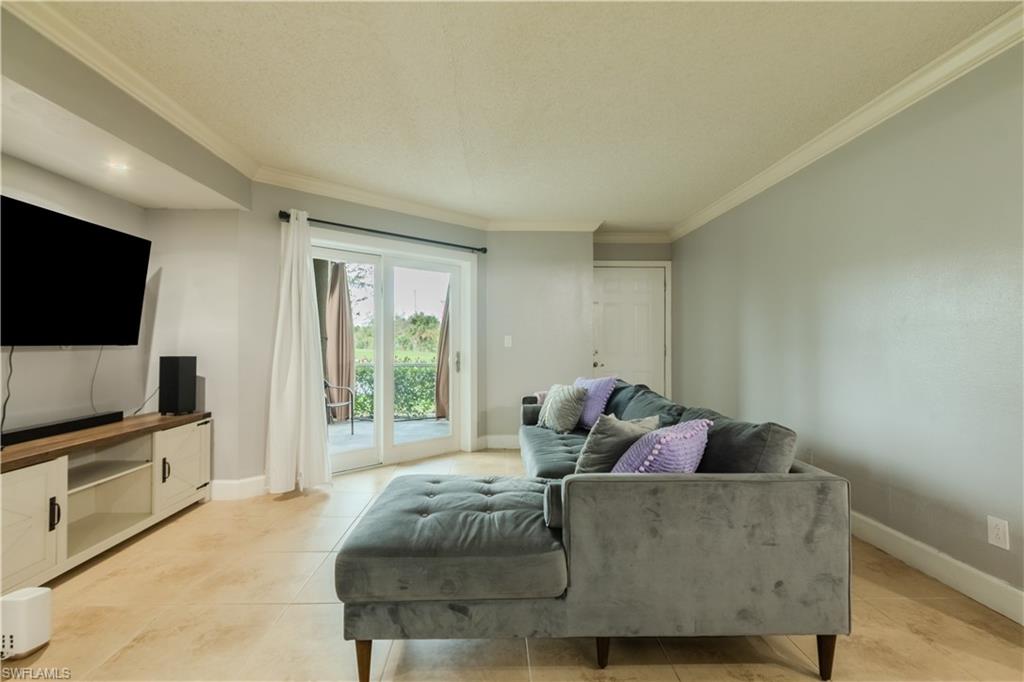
[594,241,671,261]
[672,46,1023,588]
[144,209,243,479]
[485,231,595,437]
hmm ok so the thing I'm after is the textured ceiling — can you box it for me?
[49,1,1014,231]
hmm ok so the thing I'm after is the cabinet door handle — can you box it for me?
[162,457,170,483]
[48,496,61,531]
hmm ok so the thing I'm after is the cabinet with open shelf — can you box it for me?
[1,413,212,592]
[67,463,153,558]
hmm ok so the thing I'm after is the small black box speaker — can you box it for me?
[159,356,197,415]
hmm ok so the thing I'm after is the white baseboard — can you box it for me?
[852,511,1024,624]
[211,474,267,501]
[481,435,519,450]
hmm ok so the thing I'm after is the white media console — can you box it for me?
[1,413,212,592]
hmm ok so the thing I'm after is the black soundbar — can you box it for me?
[1,411,124,447]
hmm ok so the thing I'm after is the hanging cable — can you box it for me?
[90,345,104,414]
[1,346,14,434]
[132,386,160,416]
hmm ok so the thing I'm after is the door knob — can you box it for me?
[593,361,599,368]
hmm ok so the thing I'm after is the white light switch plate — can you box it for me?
[504,335,512,348]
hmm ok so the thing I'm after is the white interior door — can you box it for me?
[593,266,667,394]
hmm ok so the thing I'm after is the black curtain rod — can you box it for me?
[278,210,487,254]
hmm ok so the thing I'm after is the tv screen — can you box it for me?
[1,196,152,346]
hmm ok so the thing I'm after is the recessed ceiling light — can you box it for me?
[106,160,130,172]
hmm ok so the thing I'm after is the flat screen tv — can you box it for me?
[1,195,152,346]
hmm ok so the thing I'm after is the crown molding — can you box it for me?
[3,2,260,178]
[488,220,602,233]
[256,167,606,232]
[254,166,491,230]
[670,5,1024,241]
[594,230,672,244]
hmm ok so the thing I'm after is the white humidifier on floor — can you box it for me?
[1,587,52,660]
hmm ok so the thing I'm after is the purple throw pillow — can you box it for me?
[611,419,713,473]
[574,376,617,429]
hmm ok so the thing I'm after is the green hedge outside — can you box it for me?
[352,363,439,420]
[354,364,374,417]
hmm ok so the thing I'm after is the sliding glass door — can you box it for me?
[313,249,382,472]
[387,260,458,457]
[313,248,459,472]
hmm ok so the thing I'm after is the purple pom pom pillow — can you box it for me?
[611,419,713,474]
[574,376,617,429]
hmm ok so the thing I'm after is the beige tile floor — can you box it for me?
[3,451,1021,681]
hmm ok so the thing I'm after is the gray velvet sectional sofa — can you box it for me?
[335,381,851,682]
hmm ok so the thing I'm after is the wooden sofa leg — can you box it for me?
[596,637,610,669]
[816,635,836,681]
[355,640,372,682]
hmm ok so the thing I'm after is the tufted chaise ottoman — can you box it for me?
[335,474,568,680]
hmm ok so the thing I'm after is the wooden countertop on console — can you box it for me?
[1,412,212,473]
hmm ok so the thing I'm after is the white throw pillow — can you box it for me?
[537,384,587,433]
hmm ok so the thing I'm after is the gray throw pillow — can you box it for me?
[575,413,660,473]
[538,384,587,433]
[604,381,646,419]
[681,406,798,474]
[620,388,684,427]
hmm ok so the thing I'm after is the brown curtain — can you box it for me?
[435,286,451,420]
[326,263,356,421]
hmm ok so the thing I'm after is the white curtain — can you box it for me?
[265,209,330,493]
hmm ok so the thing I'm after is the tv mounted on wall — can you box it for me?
[1,195,153,346]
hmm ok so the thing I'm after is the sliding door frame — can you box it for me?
[311,226,479,465]
[384,257,460,460]
[311,247,384,472]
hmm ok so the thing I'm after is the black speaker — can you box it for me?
[159,356,197,415]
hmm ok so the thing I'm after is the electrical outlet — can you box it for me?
[504,335,512,348]
[987,516,1010,550]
